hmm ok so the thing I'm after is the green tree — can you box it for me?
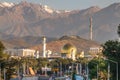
[0,41,10,79]
[102,40,120,80]
[20,57,38,75]
[29,57,38,73]
[76,57,88,64]
[0,41,5,52]
[0,41,9,60]
[102,40,120,61]
[49,58,73,75]
[5,58,19,80]
[117,24,120,38]
[36,58,49,73]
[88,58,107,80]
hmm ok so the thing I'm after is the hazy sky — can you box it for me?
[1,0,120,10]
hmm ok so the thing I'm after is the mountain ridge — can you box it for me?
[0,1,119,43]
[30,35,100,53]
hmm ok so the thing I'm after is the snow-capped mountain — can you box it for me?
[0,1,71,14]
[0,2,15,7]
[43,5,54,13]
[0,1,120,43]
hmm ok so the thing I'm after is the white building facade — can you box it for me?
[89,47,102,54]
[4,49,36,57]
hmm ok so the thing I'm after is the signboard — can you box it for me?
[52,68,59,71]
[42,67,51,71]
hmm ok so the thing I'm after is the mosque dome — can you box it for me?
[61,43,77,54]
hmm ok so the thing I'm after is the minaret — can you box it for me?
[42,36,46,58]
[89,17,93,40]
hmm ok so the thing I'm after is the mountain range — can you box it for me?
[0,1,120,46]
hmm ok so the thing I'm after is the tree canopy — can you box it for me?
[117,24,120,37]
[0,41,9,60]
[102,40,120,61]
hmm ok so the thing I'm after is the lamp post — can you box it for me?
[107,63,110,80]
[17,57,21,80]
[79,63,82,75]
[60,62,62,77]
[106,59,118,80]
[104,58,118,80]
[76,63,79,74]
[45,64,47,76]
[3,68,6,80]
[86,63,89,80]
[95,63,99,80]
[72,63,80,74]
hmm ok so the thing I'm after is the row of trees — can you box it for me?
[0,41,119,80]
[0,42,119,80]
[0,44,74,80]
[0,25,120,80]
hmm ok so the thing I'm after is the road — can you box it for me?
[10,76,50,80]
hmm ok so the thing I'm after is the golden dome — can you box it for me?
[61,43,77,54]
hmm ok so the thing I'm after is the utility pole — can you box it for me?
[45,65,47,76]
[79,63,82,75]
[97,64,99,80]
[108,63,110,80]
[116,62,118,80]
[106,59,118,80]
[4,69,6,80]
[60,62,62,77]
[18,65,20,80]
[76,63,79,74]
[86,63,89,80]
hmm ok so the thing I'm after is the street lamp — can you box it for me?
[71,63,79,74]
[60,62,62,77]
[105,59,118,80]
[73,63,79,74]
[17,57,21,80]
[86,63,89,80]
[45,64,47,76]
